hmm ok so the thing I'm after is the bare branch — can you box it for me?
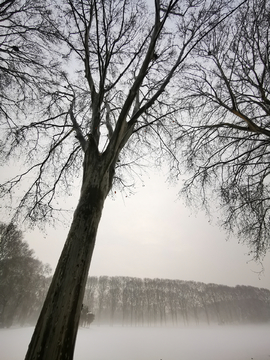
[69,99,87,152]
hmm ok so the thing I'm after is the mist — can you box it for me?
[1,324,269,360]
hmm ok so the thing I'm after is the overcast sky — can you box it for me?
[24,169,270,290]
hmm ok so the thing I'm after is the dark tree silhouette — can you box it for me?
[177,0,270,261]
[0,0,60,127]
[0,223,51,328]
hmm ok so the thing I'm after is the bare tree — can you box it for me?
[0,0,60,129]
[83,276,98,312]
[177,0,270,261]
[108,276,121,326]
[0,0,247,359]
[96,275,109,325]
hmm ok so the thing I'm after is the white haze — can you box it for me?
[0,325,270,360]
[24,172,270,290]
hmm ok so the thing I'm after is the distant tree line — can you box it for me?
[83,276,270,326]
[0,223,52,328]
[1,221,269,328]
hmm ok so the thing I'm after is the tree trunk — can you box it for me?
[25,143,114,360]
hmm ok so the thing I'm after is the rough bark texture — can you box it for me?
[25,144,114,360]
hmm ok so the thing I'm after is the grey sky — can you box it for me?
[25,170,270,290]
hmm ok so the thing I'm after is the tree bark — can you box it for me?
[25,142,114,360]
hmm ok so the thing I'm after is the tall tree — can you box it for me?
[177,0,270,261]
[0,0,247,359]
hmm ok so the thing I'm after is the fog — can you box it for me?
[1,325,269,360]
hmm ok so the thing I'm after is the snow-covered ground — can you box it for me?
[0,324,269,360]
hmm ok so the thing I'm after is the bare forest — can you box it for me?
[83,275,270,327]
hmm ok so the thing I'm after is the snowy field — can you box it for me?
[0,324,270,360]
